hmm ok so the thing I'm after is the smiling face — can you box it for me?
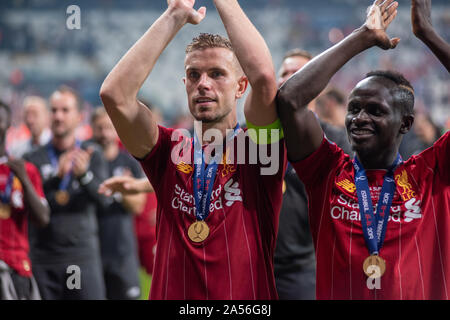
[346,77,409,159]
[184,47,247,124]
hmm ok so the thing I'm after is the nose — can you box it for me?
[197,73,212,91]
[352,109,370,125]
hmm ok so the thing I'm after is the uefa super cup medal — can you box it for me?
[363,254,386,279]
[188,220,210,243]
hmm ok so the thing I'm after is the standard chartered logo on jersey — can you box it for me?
[171,178,242,215]
[330,194,422,223]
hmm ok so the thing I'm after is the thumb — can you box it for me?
[191,6,206,24]
[390,37,401,49]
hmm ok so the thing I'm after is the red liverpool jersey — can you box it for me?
[139,125,286,300]
[292,131,450,300]
[0,161,45,277]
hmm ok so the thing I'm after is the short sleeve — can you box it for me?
[139,125,187,189]
[410,131,449,184]
[291,137,347,187]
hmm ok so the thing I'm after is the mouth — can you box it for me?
[194,97,216,107]
[350,127,375,139]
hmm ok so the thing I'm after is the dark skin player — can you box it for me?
[0,103,49,227]
[277,0,448,170]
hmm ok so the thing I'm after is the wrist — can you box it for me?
[165,6,189,26]
[414,24,435,41]
[78,170,93,185]
[352,26,378,49]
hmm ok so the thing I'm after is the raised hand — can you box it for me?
[411,0,432,39]
[167,0,206,25]
[365,0,400,50]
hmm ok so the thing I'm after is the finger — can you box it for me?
[390,37,401,49]
[191,6,206,24]
[98,186,112,196]
[383,1,398,21]
[380,0,395,12]
[374,0,384,6]
[384,9,398,27]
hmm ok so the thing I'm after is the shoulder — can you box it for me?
[81,140,102,154]
[23,144,48,163]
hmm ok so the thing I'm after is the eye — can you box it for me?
[367,104,385,116]
[347,103,360,114]
[187,71,200,80]
[210,70,223,78]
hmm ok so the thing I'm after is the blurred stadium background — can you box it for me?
[1,0,449,144]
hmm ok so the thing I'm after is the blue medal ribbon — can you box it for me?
[0,171,14,205]
[193,124,240,221]
[47,141,81,192]
[353,154,402,255]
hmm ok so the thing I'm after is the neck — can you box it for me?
[195,116,237,146]
[103,142,119,161]
[356,149,399,170]
[31,131,43,145]
[52,134,76,151]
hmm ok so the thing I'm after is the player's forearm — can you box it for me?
[20,177,50,228]
[122,193,147,215]
[100,9,186,107]
[417,28,450,72]
[278,27,375,112]
[214,0,276,96]
[136,178,153,193]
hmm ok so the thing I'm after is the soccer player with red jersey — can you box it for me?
[0,100,50,300]
[100,0,285,299]
[277,0,449,299]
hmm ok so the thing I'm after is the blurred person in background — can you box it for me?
[274,49,352,300]
[24,86,109,300]
[315,88,348,129]
[9,96,51,158]
[90,107,146,300]
[0,100,50,300]
[412,112,444,152]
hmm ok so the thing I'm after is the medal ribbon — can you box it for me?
[47,141,81,192]
[0,171,14,205]
[193,124,240,221]
[353,154,402,255]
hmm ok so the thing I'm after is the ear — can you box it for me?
[400,114,414,134]
[235,75,248,99]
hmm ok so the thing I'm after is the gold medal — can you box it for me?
[188,221,210,243]
[363,254,386,278]
[55,190,70,206]
[0,203,11,219]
